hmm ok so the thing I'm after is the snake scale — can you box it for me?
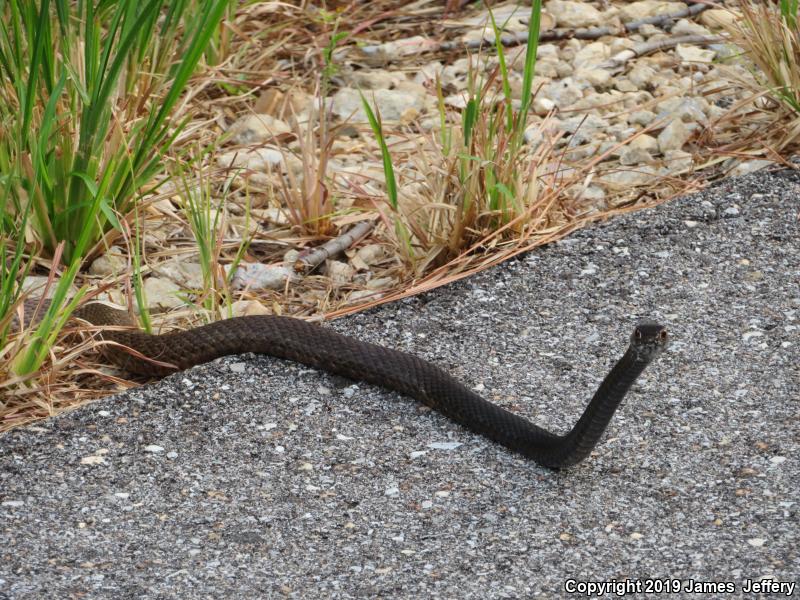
[20,300,668,468]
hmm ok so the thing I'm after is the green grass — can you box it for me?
[0,0,231,377]
[362,0,544,267]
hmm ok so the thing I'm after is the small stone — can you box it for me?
[231,263,294,291]
[747,538,766,547]
[548,0,602,28]
[658,119,693,153]
[144,445,165,453]
[143,277,183,310]
[228,114,291,145]
[676,44,716,64]
[426,441,463,451]
[89,247,126,276]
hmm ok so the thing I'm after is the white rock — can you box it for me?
[229,300,271,318]
[574,42,611,69]
[89,247,126,276]
[619,1,685,22]
[729,159,773,177]
[676,44,716,64]
[325,260,356,285]
[231,263,294,291]
[657,119,692,153]
[427,441,463,451]
[143,277,184,310]
[156,260,204,290]
[672,18,711,37]
[542,78,585,108]
[628,65,657,89]
[332,87,426,123]
[664,150,694,171]
[228,114,291,145]
[619,146,653,166]
[576,67,612,88]
[630,134,659,153]
[547,0,603,28]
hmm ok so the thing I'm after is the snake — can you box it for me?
[18,300,668,468]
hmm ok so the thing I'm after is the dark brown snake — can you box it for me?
[19,301,668,468]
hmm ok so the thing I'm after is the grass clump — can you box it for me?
[0,0,230,405]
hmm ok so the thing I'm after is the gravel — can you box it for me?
[1,169,798,599]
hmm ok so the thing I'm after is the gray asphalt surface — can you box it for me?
[1,170,798,599]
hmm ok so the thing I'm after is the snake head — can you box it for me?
[630,321,669,361]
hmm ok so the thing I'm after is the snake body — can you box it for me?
[65,303,668,468]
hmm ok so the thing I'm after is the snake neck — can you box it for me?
[539,346,651,468]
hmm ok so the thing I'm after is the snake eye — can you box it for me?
[659,329,668,340]
[634,328,642,339]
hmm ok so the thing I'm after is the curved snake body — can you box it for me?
[65,303,668,468]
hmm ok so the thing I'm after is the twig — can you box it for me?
[294,220,376,274]
[599,34,723,73]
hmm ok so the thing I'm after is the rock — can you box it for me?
[558,114,609,145]
[729,159,774,177]
[547,0,603,28]
[229,300,271,318]
[672,18,711,37]
[231,263,294,291]
[600,165,659,188]
[20,276,78,301]
[523,125,544,148]
[324,260,355,285]
[347,69,406,90]
[630,134,659,154]
[332,87,427,123]
[155,260,204,291]
[614,78,639,93]
[143,277,184,310]
[353,244,387,270]
[88,247,126,276]
[542,78,585,108]
[574,42,611,69]
[217,147,279,170]
[570,184,605,205]
[227,114,291,145]
[619,1,686,22]
[365,276,394,290]
[700,8,739,30]
[628,110,657,126]
[663,149,694,171]
[253,88,314,120]
[628,65,657,89]
[575,67,612,88]
[676,44,716,64]
[657,119,693,153]
[619,146,654,165]
[532,96,556,116]
[656,97,708,123]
